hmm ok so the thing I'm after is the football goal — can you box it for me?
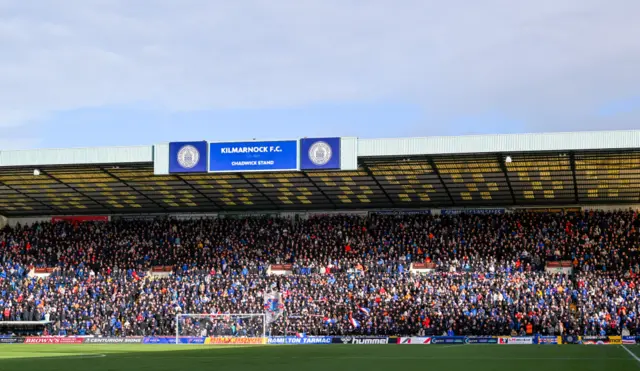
[175,313,266,344]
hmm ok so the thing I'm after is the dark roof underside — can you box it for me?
[1,149,639,216]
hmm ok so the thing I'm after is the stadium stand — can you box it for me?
[1,131,640,338]
[1,212,639,337]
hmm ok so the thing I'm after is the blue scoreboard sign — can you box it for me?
[168,141,208,173]
[300,137,341,170]
[209,140,298,172]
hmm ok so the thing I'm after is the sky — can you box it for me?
[1,0,639,150]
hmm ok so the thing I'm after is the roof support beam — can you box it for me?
[301,172,337,209]
[101,167,168,211]
[360,161,395,206]
[0,180,58,214]
[42,170,115,213]
[239,174,280,210]
[569,152,579,203]
[497,154,517,205]
[427,156,455,206]
[175,175,223,211]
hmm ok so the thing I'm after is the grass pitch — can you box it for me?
[0,344,639,371]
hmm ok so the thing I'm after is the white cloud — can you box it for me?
[0,0,639,131]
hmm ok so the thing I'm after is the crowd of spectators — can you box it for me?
[0,210,639,337]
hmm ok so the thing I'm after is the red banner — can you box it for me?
[546,261,573,268]
[25,337,85,344]
[51,216,108,223]
[270,264,293,271]
[34,268,55,274]
[412,263,436,270]
[152,266,173,273]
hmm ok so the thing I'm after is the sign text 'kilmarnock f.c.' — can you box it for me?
[208,140,298,172]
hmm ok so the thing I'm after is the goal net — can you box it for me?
[175,313,266,344]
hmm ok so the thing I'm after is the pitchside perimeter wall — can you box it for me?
[2,334,634,345]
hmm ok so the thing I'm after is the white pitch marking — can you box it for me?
[621,345,640,366]
[113,355,632,361]
[12,354,107,360]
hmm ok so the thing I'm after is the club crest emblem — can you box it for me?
[177,145,200,169]
[308,141,332,166]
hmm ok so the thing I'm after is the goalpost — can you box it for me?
[175,290,283,344]
[175,313,266,344]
